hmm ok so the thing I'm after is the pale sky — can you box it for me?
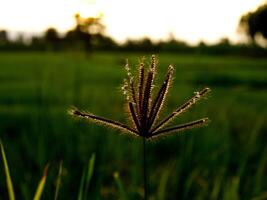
[0,0,265,44]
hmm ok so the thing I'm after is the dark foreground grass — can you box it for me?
[0,52,266,199]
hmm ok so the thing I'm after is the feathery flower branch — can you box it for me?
[70,55,210,139]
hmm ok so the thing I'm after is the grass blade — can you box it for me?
[0,140,15,200]
[77,169,86,200]
[33,164,49,200]
[84,153,95,200]
[113,172,127,200]
[54,161,63,200]
[223,177,240,200]
[157,168,170,200]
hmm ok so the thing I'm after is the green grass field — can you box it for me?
[0,52,266,199]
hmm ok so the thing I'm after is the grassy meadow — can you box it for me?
[0,52,266,199]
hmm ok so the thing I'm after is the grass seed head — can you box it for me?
[70,55,210,139]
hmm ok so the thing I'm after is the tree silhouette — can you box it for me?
[45,28,59,43]
[239,3,267,42]
[0,30,8,44]
[44,28,61,50]
[65,13,104,51]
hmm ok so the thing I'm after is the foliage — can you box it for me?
[0,141,48,200]
[239,3,267,42]
[1,141,95,200]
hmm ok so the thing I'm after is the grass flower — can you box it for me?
[70,55,210,139]
[70,55,210,199]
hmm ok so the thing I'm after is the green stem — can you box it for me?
[143,137,148,200]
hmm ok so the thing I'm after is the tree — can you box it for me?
[44,28,62,50]
[65,13,105,51]
[239,3,267,42]
[0,30,8,44]
[44,28,59,43]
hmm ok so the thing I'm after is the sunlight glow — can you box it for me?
[0,0,265,44]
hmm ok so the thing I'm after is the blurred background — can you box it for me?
[0,0,267,199]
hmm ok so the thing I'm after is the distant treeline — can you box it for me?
[0,13,267,57]
[1,29,266,57]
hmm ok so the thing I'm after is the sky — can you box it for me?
[0,0,265,44]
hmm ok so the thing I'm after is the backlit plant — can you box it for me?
[70,55,210,199]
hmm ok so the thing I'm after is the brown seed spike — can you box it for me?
[70,108,139,136]
[151,87,211,133]
[151,55,156,70]
[128,102,141,133]
[141,69,154,132]
[122,79,130,101]
[149,55,157,96]
[148,65,174,130]
[124,59,132,79]
[151,118,209,139]
[138,62,145,117]
[129,78,138,107]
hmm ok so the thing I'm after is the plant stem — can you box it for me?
[143,137,148,200]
